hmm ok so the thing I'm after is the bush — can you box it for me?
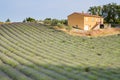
[60,19,68,25]
[6,19,11,23]
[57,23,65,29]
[44,20,51,25]
[51,19,59,26]
[23,17,36,23]
[66,26,72,32]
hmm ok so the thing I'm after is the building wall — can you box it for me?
[68,13,84,29]
[68,13,104,30]
[84,17,104,30]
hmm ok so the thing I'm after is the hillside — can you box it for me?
[0,23,120,80]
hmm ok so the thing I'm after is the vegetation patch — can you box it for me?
[0,23,119,80]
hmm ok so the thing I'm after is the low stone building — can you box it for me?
[68,12,104,30]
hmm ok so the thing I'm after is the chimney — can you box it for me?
[82,11,84,14]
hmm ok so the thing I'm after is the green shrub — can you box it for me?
[57,23,65,29]
[44,20,51,25]
[51,19,59,26]
[84,67,90,72]
[66,26,72,32]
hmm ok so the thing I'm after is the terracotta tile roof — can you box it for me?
[68,12,103,18]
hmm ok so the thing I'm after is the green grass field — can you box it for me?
[0,23,120,80]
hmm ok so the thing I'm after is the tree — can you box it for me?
[43,18,68,26]
[6,18,11,23]
[88,6,97,15]
[51,19,59,26]
[23,17,36,22]
[44,18,52,25]
[60,19,68,25]
[88,3,120,24]
[102,3,118,23]
[23,19,26,23]
[44,18,51,21]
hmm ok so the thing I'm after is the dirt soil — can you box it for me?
[57,28,120,37]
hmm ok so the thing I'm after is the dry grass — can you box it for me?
[56,27,120,37]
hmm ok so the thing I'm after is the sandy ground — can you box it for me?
[57,28,120,37]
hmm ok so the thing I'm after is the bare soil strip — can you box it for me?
[58,28,120,37]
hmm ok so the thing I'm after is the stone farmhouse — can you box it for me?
[68,12,104,30]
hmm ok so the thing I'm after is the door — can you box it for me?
[84,25,89,30]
